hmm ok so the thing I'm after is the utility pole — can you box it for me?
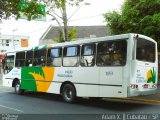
[48,1,90,42]
[62,2,68,41]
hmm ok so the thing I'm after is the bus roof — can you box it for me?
[5,33,157,53]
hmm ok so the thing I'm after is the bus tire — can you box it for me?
[62,84,76,103]
[15,81,24,95]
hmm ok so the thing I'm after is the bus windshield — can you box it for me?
[136,38,155,62]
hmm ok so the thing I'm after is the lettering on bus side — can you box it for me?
[11,69,20,76]
[57,70,73,78]
[106,71,113,76]
[136,69,146,83]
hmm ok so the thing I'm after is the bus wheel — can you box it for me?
[15,81,24,95]
[62,84,76,103]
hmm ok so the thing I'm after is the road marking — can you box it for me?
[0,105,24,113]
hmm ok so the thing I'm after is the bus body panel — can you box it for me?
[128,34,158,97]
[99,67,124,97]
[20,67,55,92]
[50,67,99,97]
[2,33,158,99]
[129,62,158,97]
[3,68,21,87]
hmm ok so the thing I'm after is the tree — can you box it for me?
[53,27,78,43]
[68,27,77,41]
[0,0,45,20]
[103,0,160,48]
[42,0,83,41]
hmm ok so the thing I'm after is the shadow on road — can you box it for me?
[10,91,148,112]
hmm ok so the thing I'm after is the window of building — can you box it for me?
[6,40,9,46]
[47,48,62,67]
[97,40,127,66]
[15,52,25,67]
[81,44,95,67]
[26,50,33,66]
[63,46,79,67]
[33,49,46,66]
[0,39,10,46]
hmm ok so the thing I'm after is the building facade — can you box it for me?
[0,34,29,74]
[39,25,109,45]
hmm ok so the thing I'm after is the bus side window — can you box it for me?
[33,49,46,67]
[97,40,127,66]
[97,42,110,66]
[15,52,25,67]
[63,46,80,67]
[26,50,33,67]
[47,48,62,67]
[39,49,46,66]
[81,44,95,67]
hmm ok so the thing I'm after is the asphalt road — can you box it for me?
[0,76,160,120]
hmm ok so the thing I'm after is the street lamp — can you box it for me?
[12,29,17,50]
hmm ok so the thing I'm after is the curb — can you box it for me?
[121,98,160,103]
[104,97,160,104]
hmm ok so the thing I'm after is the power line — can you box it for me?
[68,14,103,22]
[1,14,103,36]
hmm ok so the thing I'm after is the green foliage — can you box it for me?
[103,0,160,48]
[53,37,60,43]
[19,1,46,20]
[44,0,84,8]
[53,30,65,43]
[0,0,45,20]
[68,27,77,41]
[53,27,78,43]
[53,37,65,43]
[0,0,20,19]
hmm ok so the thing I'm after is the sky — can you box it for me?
[0,0,124,47]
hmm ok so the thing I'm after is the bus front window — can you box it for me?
[3,55,14,74]
[136,38,155,62]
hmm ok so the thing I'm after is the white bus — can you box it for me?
[2,33,158,103]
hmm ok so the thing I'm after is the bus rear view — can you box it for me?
[129,34,158,97]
